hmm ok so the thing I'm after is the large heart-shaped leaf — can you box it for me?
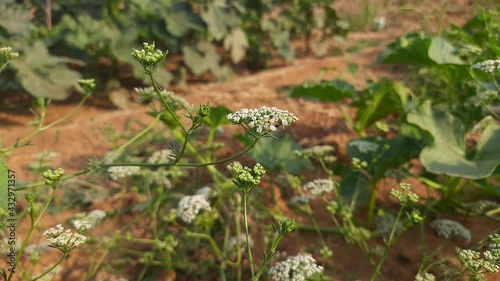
[223,27,249,63]
[407,101,500,179]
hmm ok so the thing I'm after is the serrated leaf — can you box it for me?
[289,79,355,102]
[203,105,232,129]
[224,27,249,63]
[407,101,500,179]
[246,134,313,173]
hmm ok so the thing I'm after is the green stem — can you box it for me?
[148,72,186,132]
[32,253,67,281]
[370,206,404,281]
[243,192,255,277]
[9,187,57,281]
[2,95,89,154]
[335,103,360,136]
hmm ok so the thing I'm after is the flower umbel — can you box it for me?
[0,47,19,73]
[268,253,324,281]
[302,179,335,196]
[229,162,266,193]
[108,166,140,180]
[472,59,500,74]
[132,42,168,73]
[176,195,212,224]
[42,168,65,187]
[227,106,298,136]
[430,219,471,243]
[44,224,86,253]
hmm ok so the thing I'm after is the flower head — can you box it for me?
[132,42,168,73]
[302,179,335,196]
[348,139,380,153]
[431,219,471,243]
[72,210,106,233]
[472,59,500,74]
[42,168,65,187]
[44,224,86,253]
[0,47,19,72]
[229,162,266,193]
[268,253,323,281]
[147,149,176,164]
[227,106,298,136]
[176,195,212,224]
[108,166,140,180]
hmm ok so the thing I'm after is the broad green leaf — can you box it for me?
[346,136,425,180]
[201,2,240,40]
[407,101,500,179]
[246,134,313,174]
[428,37,465,65]
[289,79,355,102]
[0,4,31,36]
[378,34,465,66]
[182,46,210,75]
[165,2,204,37]
[223,28,249,63]
[353,79,408,132]
[203,105,232,129]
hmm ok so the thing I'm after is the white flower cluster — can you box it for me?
[195,186,218,199]
[108,166,140,180]
[147,149,176,164]
[72,210,106,233]
[430,219,471,243]
[268,253,324,281]
[226,234,253,254]
[44,224,86,251]
[348,140,380,153]
[472,59,500,73]
[176,194,212,224]
[457,249,500,273]
[303,179,334,196]
[33,150,59,161]
[414,273,436,281]
[289,194,316,205]
[226,106,298,134]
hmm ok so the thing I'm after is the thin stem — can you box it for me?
[370,206,404,281]
[147,72,186,132]
[2,95,89,154]
[243,193,255,277]
[9,187,57,281]
[32,253,67,281]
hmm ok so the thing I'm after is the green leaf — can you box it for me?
[201,2,240,40]
[0,4,31,36]
[11,42,82,100]
[246,134,313,174]
[407,101,500,179]
[428,37,465,65]
[377,34,465,66]
[203,105,232,129]
[353,79,408,132]
[223,27,249,63]
[289,79,355,102]
[165,2,204,37]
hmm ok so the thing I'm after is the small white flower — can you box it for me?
[472,59,500,73]
[226,234,253,256]
[227,106,298,135]
[195,186,217,199]
[268,253,323,281]
[44,225,86,251]
[176,195,212,224]
[303,179,335,196]
[348,140,379,153]
[414,273,436,281]
[108,166,140,180]
[289,194,315,205]
[431,219,471,243]
[147,149,176,164]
